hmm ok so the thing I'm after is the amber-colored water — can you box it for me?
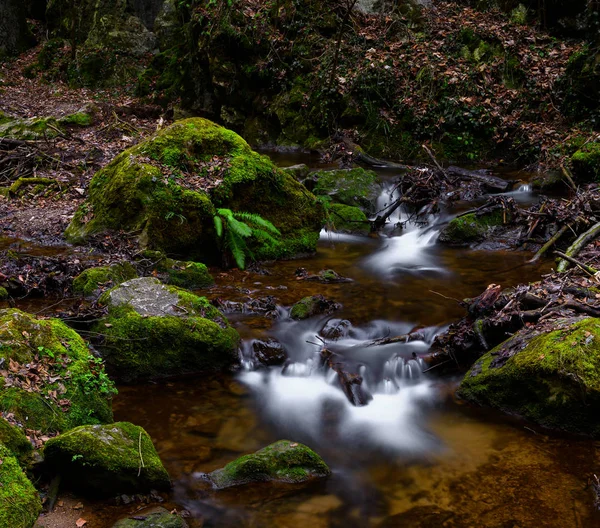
[9,159,599,527]
[117,163,600,527]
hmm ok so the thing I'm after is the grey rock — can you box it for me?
[106,277,181,316]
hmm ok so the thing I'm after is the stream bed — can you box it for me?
[114,162,600,527]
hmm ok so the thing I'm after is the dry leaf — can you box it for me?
[76,518,87,527]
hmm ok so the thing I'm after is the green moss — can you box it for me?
[0,443,41,527]
[0,117,63,141]
[312,168,381,213]
[571,142,600,183]
[458,318,600,435]
[58,112,93,127]
[43,422,170,495]
[328,203,370,235]
[66,118,323,262]
[0,288,8,300]
[73,262,138,297]
[0,418,31,462]
[141,251,214,289]
[438,210,505,246]
[208,440,330,489]
[289,295,339,320]
[113,507,187,528]
[0,309,114,434]
[96,278,239,382]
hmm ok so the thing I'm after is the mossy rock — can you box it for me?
[112,506,188,528]
[0,443,41,527]
[43,422,171,495]
[0,116,63,141]
[289,295,341,321]
[327,203,370,235]
[571,142,600,183]
[96,277,239,382]
[0,418,31,462]
[458,317,600,436]
[206,440,330,489]
[438,210,505,246]
[0,287,8,300]
[140,251,214,289]
[73,262,138,298]
[65,118,324,263]
[312,168,381,214]
[0,309,114,434]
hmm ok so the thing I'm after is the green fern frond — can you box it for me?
[226,231,247,269]
[227,216,253,238]
[213,215,223,237]
[217,208,235,220]
[252,229,280,246]
[233,212,281,235]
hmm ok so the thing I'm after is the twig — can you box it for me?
[429,289,463,304]
[528,224,569,263]
[554,251,598,276]
[137,431,145,477]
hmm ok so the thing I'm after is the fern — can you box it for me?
[213,208,281,270]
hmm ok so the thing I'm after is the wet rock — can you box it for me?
[282,164,310,180]
[139,250,214,289]
[0,443,41,527]
[73,261,138,298]
[310,168,382,214]
[0,417,32,462]
[0,309,114,434]
[320,319,353,341]
[154,0,181,50]
[438,209,507,246]
[321,348,372,407]
[65,118,324,262]
[295,268,353,283]
[290,295,342,320]
[378,506,467,527]
[205,440,330,489]
[571,141,600,183]
[327,204,370,235]
[112,506,188,528]
[212,296,280,318]
[96,278,240,382]
[251,338,287,366]
[43,422,171,496]
[458,317,600,436]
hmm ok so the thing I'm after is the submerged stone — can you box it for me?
[458,317,600,436]
[43,422,171,495]
[0,309,114,434]
[97,278,239,382]
[65,118,324,263]
[290,295,342,320]
[0,443,41,528]
[112,506,188,528]
[206,440,330,489]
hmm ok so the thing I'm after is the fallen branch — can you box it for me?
[556,222,600,272]
[447,166,511,192]
[554,251,598,276]
[528,224,569,264]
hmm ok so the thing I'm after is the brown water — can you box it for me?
[114,167,599,527]
[10,160,599,527]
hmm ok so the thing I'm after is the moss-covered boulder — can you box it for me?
[73,262,138,298]
[0,418,32,462]
[140,251,214,289]
[438,210,505,246]
[458,317,600,436]
[66,118,324,262]
[0,287,8,300]
[206,440,330,489]
[327,203,370,235]
[312,168,381,214]
[43,422,170,495]
[0,443,41,527]
[0,309,114,434]
[289,295,342,320]
[112,506,188,528]
[0,116,62,141]
[96,277,239,382]
[571,142,600,183]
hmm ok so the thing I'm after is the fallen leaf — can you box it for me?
[76,518,87,527]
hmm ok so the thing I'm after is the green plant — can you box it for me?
[75,355,118,396]
[213,208,280,269]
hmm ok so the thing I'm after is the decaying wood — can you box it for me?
[557,222,600,272]
[321,348,372,406]
[555,251,599,276]
[529,224,569,263]
[446,166,511,192]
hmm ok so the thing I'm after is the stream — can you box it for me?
[18,156,600,526]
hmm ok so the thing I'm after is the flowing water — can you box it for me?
[113,163,600,527]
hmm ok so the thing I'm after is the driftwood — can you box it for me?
[557,222,600,272]
[446,166,511,192]
[321,348,372,406]
[529,224,569,263]
[362,330,427,348]
[555,251,599,276]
